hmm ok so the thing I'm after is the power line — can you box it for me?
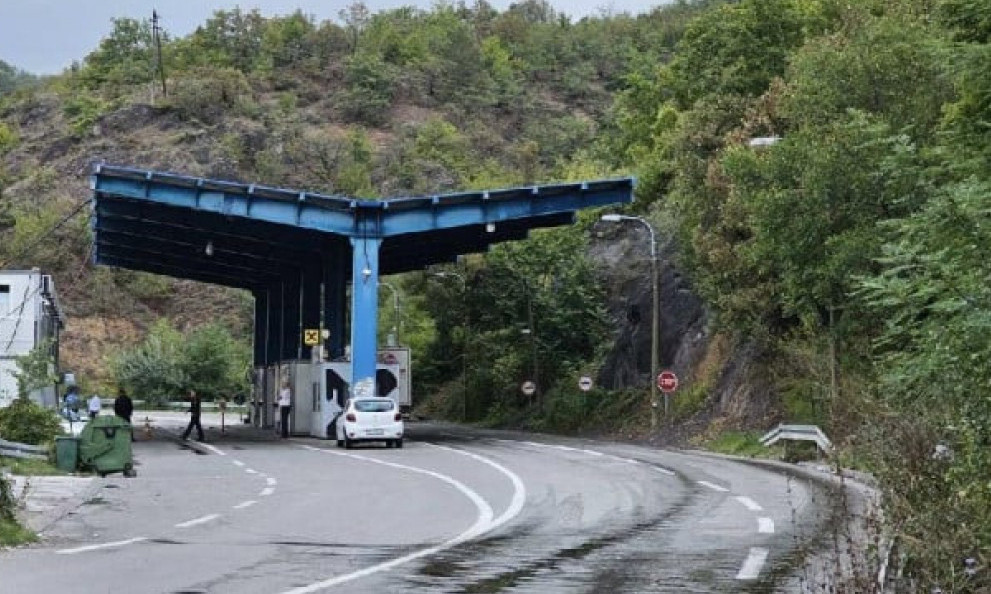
[0,198,93,270]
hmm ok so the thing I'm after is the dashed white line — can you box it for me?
[56,537,147,555]
[697,480,729,493]
[198,442,226,456]
[175,514,220,528]
[736,547,769,580]
[232,460,245,467]
[245,468,258,475]
[233,500,258,510]
[260,487,274,497]
[735,496,763,512]
[758,517,775,534]
[580,449,604,457]
[652,466,676,476]
[266,477,277,486]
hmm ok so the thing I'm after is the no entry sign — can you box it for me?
[657,370,678,393]
[578,376,593,392]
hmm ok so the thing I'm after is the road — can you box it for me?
[0,421,849,593]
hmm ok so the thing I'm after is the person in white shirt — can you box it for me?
[277,381,292,438]
[87,394,102,420]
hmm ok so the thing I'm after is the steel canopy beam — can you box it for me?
[93,165,632,239]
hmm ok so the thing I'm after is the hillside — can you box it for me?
[3,0,991,587]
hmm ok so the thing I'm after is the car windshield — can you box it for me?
[353,399,395,413]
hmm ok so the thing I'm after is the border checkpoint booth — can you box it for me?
[89,165,634,437]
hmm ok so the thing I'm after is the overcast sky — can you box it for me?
[1,0,661,75]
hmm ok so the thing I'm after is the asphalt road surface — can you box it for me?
[0,422,850,593]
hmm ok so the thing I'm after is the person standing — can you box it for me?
[113,388,133,424]
[87,394,102,420]
[63,386,81,421]
[182,389,205,442]
[278,381,292,439]
[114,388,135,441]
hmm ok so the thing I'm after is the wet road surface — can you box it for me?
[0,422,844,593]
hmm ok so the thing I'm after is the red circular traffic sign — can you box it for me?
[521,381,537,396]
[657,370,678,393]
[578,376,593,392]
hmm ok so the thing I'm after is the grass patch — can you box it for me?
[0,518,36,547]
[0,456,62,476]
[702,430,780,458]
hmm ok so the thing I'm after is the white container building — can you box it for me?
[0,269,64,408]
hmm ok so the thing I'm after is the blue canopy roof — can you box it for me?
[91,164,635,288]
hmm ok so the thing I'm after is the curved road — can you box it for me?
[0,423,842,593]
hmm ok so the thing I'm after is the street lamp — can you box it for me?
[380,282,400,347]
[601,213,662,429]
[431,271,468,422]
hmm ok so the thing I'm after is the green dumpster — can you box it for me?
[55,436,79,472]
[79,415,136,477]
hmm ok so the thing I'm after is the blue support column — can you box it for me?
[350,236,381,393]
[323,251,348,359]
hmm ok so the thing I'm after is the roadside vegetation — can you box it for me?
[0,0,989,585]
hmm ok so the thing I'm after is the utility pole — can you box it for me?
[152,10,167,97]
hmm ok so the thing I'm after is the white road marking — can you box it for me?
[286,445,502,594]
[736,547,769,580]
[652,466,676,476]
[580,449,604,457]
[735,496,763,512]
[427,443,527,530]
[698,480,729,492]
[266,477,277,486]
[260,487,275,497]
[232,460,245,467]
[233,500,258,510]
[245,468,258,474]
[758,517,775,534]
[175,514,220,528]
[199,443,226,456]
[56,537,147,555]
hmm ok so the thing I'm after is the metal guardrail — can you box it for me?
[0,437,48,460]
[760,423,833,455]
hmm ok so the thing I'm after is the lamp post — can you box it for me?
[601,213,661,429]
[380,282,400,347]
[431,271,468,422]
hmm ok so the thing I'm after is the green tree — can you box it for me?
[112,320,188,407]
[0,60,37,95]
[183,323,251,400]
[79,17,160,91]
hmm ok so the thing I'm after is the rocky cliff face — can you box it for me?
[588,219,777,435]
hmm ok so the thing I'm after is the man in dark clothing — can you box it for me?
[113,388,133,423]
[181,389,205,442]
[113,388,135,441]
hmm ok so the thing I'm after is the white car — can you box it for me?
[336,397,404,449]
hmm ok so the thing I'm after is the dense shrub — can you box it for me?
[0,398,63,445]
